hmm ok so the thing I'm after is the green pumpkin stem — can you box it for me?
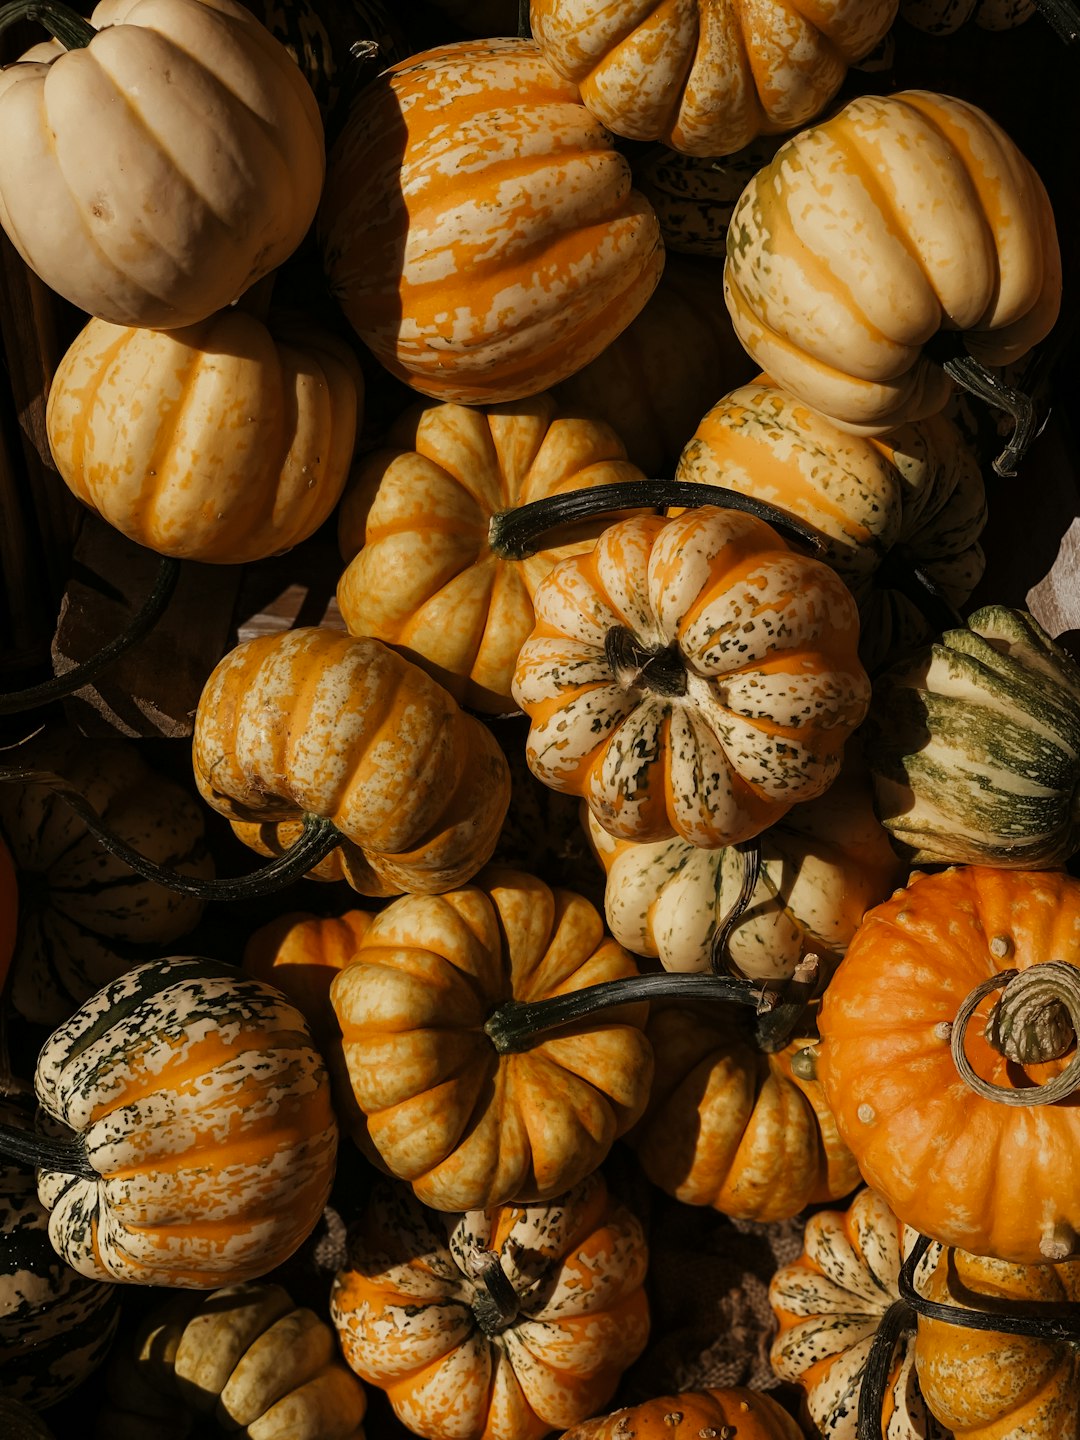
[0,557,181,716]
[754,953,822,1053]
[855,1298,915,1440]
[0,1121,97,1181]
[484,971,768,1054]
[0,766,341,900]
[0,0,95,48]
[710,839,762,977]
[927,344,1039,479]
[899,1233,1080,1341]
[488,480,828,562]
[951,964,1080,1106]
[517,0,531,38]
[470,1250,520,1336]
[605,627,687,697]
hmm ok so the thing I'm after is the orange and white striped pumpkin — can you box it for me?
[530,0,898,157]
[512,507,870,849]
[46,311,364,565]
[319,38,664,404]
[335,393,645,711]
[330,868,653,1211]
[331,1171,649,1440]
[723,91,1061,435]
[31,956,338,1288]
[191,627,511,896]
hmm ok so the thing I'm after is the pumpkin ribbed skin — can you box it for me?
[242,910,373,1047]
[191,627,510,896]
[561,1387,804,1439]
[769,1187,947,1440]
[335,394,645,710]
[34,956,338,1288]
[587,752,903,979]
[676,377,986,673]
[0,0,324,329]
[99,1281,368,1438]
[550,253,756,477]
[0,728,213,1026]
[723,91,1061,434]
[319,38,664,404]
[818,866,1080,1264]
[331,1172,649,1440]
[633,137,785,258]
[330,868,653,1211]
[628,1006,859,1222]
[530,0,898,157]
[512,507,870,849]
[866,607,1080,867]
[46,313,364,565]
[0,1091,121,1410]
[916,1250,1080,1440]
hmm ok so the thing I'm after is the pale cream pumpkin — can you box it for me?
[319,38,664,404]
[46,311,364,564]
[530,0,898,156]
[0,0,324,328]
[335,393,644,710]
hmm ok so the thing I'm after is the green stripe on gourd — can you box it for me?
[867,606,1080,866]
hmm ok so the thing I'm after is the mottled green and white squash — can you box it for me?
[98,1281,367,1438]
[633,138,785,258]
[23,957,338,1288]
[769,1188,946,1440]
[587,752,903,979]
[675,378,986,674]
[900,0,1034,31]
[331,1170,650,1440]
[0,1090,121,1410]
[865,606,1080,866]
[0,728,213,1026]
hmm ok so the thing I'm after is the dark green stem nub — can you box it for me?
[0,1122,97,1181]
[899,1232,1080,1341]
[0,0,96,48]
[711,839,762,977]
[605,627,687,697]
[0,557,181,716]
[754,952,822,1054]
[470,1251,520,1336]
[484,972,767,1054]
[951,965,1080,1106]
[488,480,828,562]
[936,351,1038,479]
[517,0,531,38]
[1031,0,1080,44]
[0,766,341,900]
[856,1298,915,1440]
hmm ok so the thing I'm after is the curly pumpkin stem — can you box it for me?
[856,1298,915,1440]
[898,1233,1080,1341]
[0,1121,97,1181]
[0,765,341,900]
[0,0,95,48]
[951,963,1080,1105]
[488,480,828,562]
[0,557,181,716]
[484,972,770,1055]
[711,838,762,978]
[923,335,1039,479]
[470,1250,520,1336]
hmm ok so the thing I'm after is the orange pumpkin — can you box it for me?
[331,1171,649,1440]
[560,1387,803,1439]
[628,1005,859,1222]
[242,909,374,1046]
[319,38,664,404]
[191,627,510,897]
[818,866,1080,1264]
[512,506,870,849]
[335,393,645,710]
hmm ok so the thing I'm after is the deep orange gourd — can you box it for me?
[242,910,374,1046]
[560,1387,804,1438]
[331,1172,649,1440]
[319,38,664,404]
[818,866,1080,1264]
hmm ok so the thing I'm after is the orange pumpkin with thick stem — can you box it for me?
[319,38,664,405]
[818,865,1080,1265]
[512,506,870,849]
[191,627,510,897]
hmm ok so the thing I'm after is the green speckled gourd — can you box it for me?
[633,138,784,258]
[865,606,1080,866]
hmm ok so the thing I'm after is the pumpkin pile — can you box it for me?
[0,0,1077,1438]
